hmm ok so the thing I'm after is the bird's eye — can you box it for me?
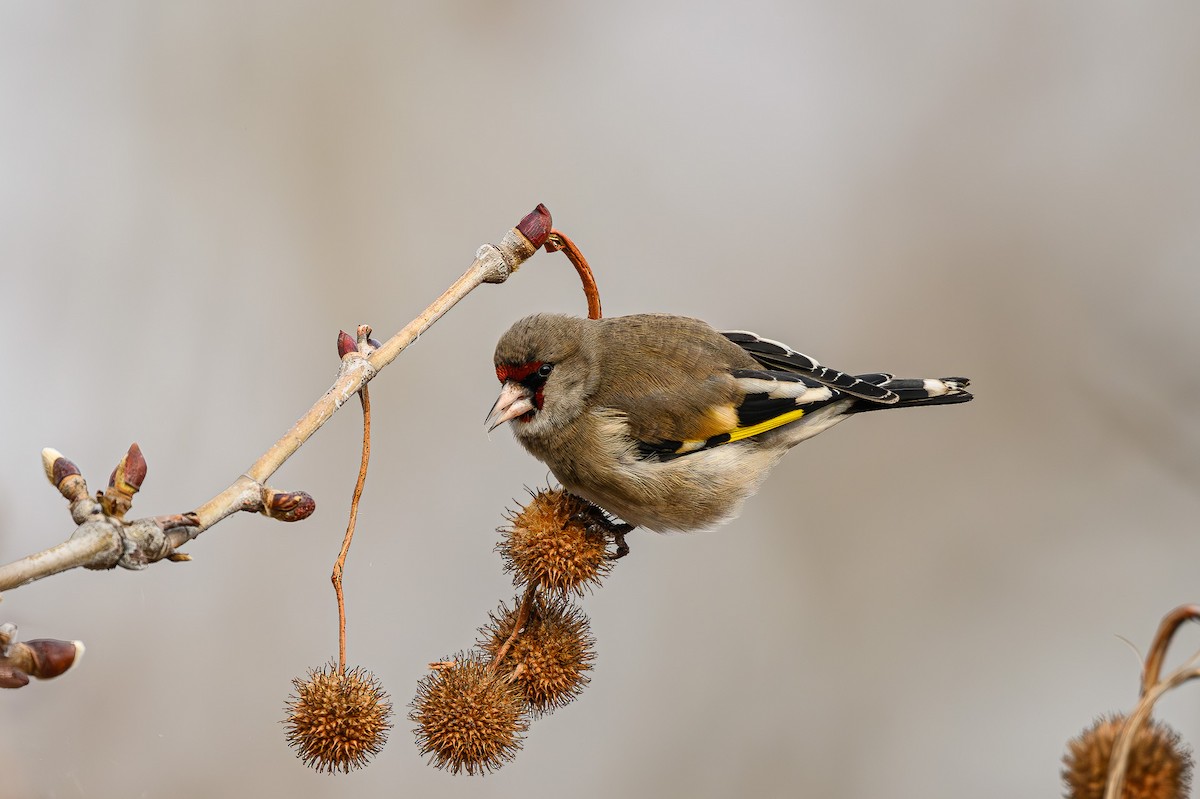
[537,363,554,378]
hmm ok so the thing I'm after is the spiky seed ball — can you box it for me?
[283,662,393,774]
[481,596,595,715]
[498,488,611,594]
[1062,713,1193,799]
[411,652,529,775]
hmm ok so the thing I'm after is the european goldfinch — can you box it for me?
[486,313,971,536]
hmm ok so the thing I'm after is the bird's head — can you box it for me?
[487,314,595,438]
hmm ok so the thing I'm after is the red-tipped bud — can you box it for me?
[263,489,317,522]
[101,443,146,518]
[42,448,78,487]
[53,457,81,487]
[109,443,146,496]
[2,639,84,683]
[41,448,90,504]
[337,330,358,358]
[22,639,84,679]
[515,204,552,249]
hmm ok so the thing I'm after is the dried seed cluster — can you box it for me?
[411,653,529,775]
[284,662,393,774]
[413,488,620,775]
[1062,714,1193,799]
[498,488,612,594]
[481,596,596,715]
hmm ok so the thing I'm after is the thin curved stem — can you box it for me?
[546,230,602,319]
[1139,604,1200,697]
[1104,665,1200,799]
[489,585,537,674]
[332,384,371,672]
[1105,604,1200,799]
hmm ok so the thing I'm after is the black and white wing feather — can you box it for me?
[636,368,844,460]
[721,331,899,404]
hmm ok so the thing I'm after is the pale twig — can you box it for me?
[0,206,551,593]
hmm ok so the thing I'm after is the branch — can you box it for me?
[0,205,555,593]
[1103,604,1200,799]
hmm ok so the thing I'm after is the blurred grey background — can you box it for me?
[2,3,1199,798]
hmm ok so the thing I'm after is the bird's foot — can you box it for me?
[569,499,635,560]
[608,523,634,560]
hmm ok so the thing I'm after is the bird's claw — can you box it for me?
[568,499,635,560]
[608,525,632,560]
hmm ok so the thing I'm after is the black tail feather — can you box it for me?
[847,375,972,413]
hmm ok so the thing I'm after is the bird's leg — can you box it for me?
[568,498,636,560]
[608,522,634,560]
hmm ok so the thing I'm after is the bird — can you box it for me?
[486,312,971,544]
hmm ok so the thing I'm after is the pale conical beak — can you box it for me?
[485,381,536,432]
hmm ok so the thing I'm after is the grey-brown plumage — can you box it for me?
[488,313,971,533]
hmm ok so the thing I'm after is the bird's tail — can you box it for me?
[846,374,973,412]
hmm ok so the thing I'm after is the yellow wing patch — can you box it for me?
[692,404,739,439]
[670,406,807,454]
[726,407,806,442]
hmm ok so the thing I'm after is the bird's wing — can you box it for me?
[588,315,878,457]
[631,368,849,460]
[721,330,899,404]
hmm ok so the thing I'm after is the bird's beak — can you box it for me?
[485,381,536,432]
